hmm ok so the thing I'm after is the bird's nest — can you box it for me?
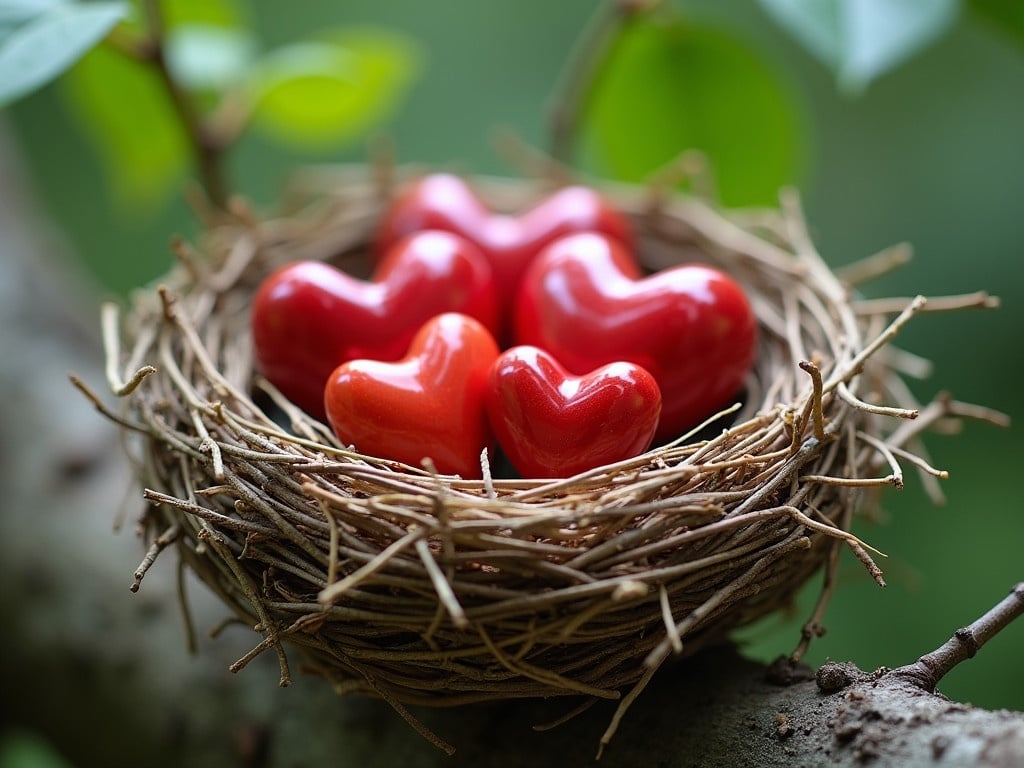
[76,165,999,754]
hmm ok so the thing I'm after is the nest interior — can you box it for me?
[86,167,993,750]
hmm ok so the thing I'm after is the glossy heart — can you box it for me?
[486,346,662,478]
[251,230,498,419]
[374,173,633,327]
[514,233,757,442]
[324,313,500,478]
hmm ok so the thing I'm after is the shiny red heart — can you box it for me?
[374,173,633,327]
[514,233,757,443]
[251,230,498,420]
[324,313,500,478]
[486,346,662,478]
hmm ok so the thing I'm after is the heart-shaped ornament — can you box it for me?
[324,313,500,478]
[252,230,498,419]
[374,173,633,327]
[514,233,757,442]
[486,346,662,478]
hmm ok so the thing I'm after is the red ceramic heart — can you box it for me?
[486,346,662,478]
[324,313,500,478]
[514,233,757,443]
[251,230,498,420]
[374,173,633,327]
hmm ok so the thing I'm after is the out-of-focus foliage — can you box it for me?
[758,0,959,93]
[1,0,420,208]
[248,28,419,149]
[63,44,189,207]
[0,730,72,768]
[0,1,127,105]
[970,0,1024,46]
[581,13,804,206]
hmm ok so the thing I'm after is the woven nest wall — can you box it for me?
[84,166,994,751]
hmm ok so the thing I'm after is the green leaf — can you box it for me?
[62,43,188,208]
[0,730,73,768]
[970,0,1024,48]
[160,0,245,29]
[0,1,128,106]
[581,18,805,207]
[0,0,62,25]
[0,0,58,47]
[249,27,420,149]
[166,24,255,91]
[758,0,959,93]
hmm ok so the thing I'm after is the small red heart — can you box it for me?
[252,231,498,419]
[514,233,757,442]
[375,173,633,327]
[486,346,662,478]
[324,313,500,478]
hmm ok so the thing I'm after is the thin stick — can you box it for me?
[658,584,683,655]
[131,523,181,592]
[140,0,229,208]
[887,443,949,479]
[318,528,425,605]
[891,583,1024,692]
[836,242,913,285]
[532,698,598,732]
[198,526,292,687]
[68,374,148,432]
[547,0,655,167]
[414,538,469,630]
[836,381,918,420]
[798,360,826,440]
[856,432,904,490]
[837,296,927,386]
[102,302,157,396]
[853,291,999,316]
[177,558,199,655]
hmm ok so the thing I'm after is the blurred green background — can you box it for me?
[4,0,1022,719]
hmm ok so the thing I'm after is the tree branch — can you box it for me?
[125,0,231,208]
[890,582,1024,693]
[546,0,656,168]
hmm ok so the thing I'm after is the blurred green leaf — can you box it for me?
[0,0,64,44]
[62,43,188,208]
[581,18,804,207]
[0,729,73,768]
[167,24,255,91]
[758,0,959,93]
[0,0,62,31]
[154,0,244,29]
[249,27,420,149]
[970,0,1024,47]
[0,1,128,106]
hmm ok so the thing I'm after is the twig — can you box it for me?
[131,523,181,592]
[133,0,230,208]
[414,538,469,630]
[853,291,999,316]
[798,360,826,441]
[836,381,918,420]
[547,0,657,167]
[891,583,1024,692]
[102,303,157,396]
[836,242,913,285]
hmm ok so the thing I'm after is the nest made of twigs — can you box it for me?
[78,165,1001,753]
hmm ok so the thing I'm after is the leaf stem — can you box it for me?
[546,0,657,168]
[138,0,230,209]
